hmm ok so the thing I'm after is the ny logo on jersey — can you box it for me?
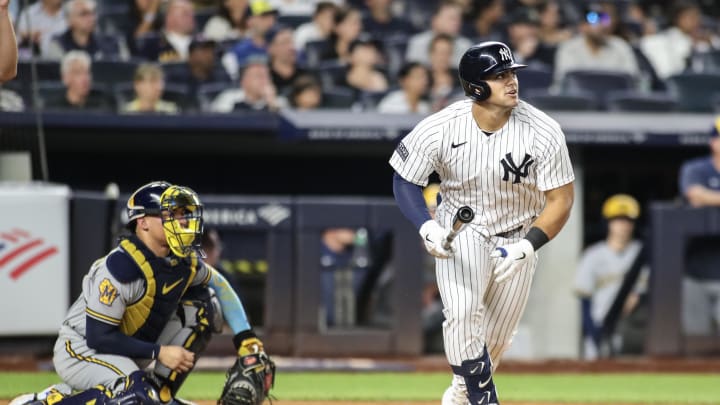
[500,153,534,184]
[499,47,512,62]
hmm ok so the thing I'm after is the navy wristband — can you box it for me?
[524,226,550,251]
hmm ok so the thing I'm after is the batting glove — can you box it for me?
[419,220,454,258]
[490,239,534,283]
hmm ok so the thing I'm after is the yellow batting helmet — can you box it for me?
[602,194,640,220]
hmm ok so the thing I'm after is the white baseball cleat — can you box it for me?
[8,393,38,405]
[441,385,469,405]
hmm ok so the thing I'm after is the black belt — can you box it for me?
[494,225,523,238]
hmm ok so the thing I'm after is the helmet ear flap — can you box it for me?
[470,81,491,101]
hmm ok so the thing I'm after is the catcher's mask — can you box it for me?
[159,185,204,258]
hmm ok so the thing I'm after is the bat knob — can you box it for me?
[458,206,475,223]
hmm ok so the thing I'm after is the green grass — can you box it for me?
[1,372,719,404]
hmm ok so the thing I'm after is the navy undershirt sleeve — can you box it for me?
[393,172,432,230]
[86,316,161,359]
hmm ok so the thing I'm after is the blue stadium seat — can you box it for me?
[523,89,597,111]
[93,60,141,89]
[321,86,356,109]
[197,81,233,112]
[316,61,348,91]
[517,64,553,92]
[561,70,636,109]
[666,72,720,112]
[605,90,677,112]
[16,60,61,82]
[302,40,327,68]
[689,50,720,74]
[97,4,132,36]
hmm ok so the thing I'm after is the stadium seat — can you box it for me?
[666,72,720,112]
[316,61,348,91]
[561,70,636,109]
[605,90,677,112]
[303,40,327,68]
[517,64,553,92]
[197,82,233,112]
[93,60,141,89]
[689,50,720,74]
[523,89,597,111]
[321,86,356,109]
[16,60,61,82]
[97,4,132,36]
[359,89,390,111]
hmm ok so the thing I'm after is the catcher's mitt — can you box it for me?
[218,331,276,405]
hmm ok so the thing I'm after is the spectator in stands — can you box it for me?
[165,34,231,94]
[165,35,231,95]
[43,0,129,61]
[462,0,505,42]
[342,37,388,94]
[537,0,573,48]
[136,0,196,62]
[427,33,457,111]
[0,88,24,111]
[202,0,248,42]
[318,6,363,64]
[211,55,281,112]
[1,0,18,82]
[361,0,414,40]
[225,0,278,77]
[15,0,66,58]
[678,117,720,337]
[574,194,649,359]
[293,1,337,52]
[377,61,429,114]
[267,26,306,95]
[320,227,374,328]
[201,227,240,295]
[127,0,162,56]
[504,6,556,68]
[287,74,322,109]
[552,1,640,90]
[404,1,472,66]
[44,50,112,111]
[640,0,718,80]
[120,63,179,114]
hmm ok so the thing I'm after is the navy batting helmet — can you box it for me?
[458,41,527,102]
[126,181,172,228]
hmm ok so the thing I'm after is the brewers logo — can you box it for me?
[99,278,118,306]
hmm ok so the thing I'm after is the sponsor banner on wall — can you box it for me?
[0,183,70,335]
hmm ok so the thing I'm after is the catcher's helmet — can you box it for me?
[602,194,640,220]
[126,181,172,224]
[458,41,527,102]
[125,181,204,257]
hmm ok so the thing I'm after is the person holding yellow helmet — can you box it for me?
[574,194,649,359]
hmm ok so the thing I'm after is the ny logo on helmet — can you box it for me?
[499,47,512,62]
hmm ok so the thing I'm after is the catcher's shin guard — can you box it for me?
[154,286,220,402]
[451,347,499,405]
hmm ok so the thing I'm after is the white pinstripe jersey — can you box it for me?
[389,99,574,236]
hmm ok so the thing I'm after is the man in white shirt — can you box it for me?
[15,0,66,57]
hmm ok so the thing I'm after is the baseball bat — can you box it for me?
[443,206,475,250]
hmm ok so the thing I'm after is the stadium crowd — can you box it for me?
[1,0,719,114]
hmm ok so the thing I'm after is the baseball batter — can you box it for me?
[10,182,275,405]
[389,41,574,404]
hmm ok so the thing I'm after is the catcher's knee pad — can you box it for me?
[451,348,499,405]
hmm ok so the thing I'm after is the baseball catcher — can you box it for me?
[218,331,276,405]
